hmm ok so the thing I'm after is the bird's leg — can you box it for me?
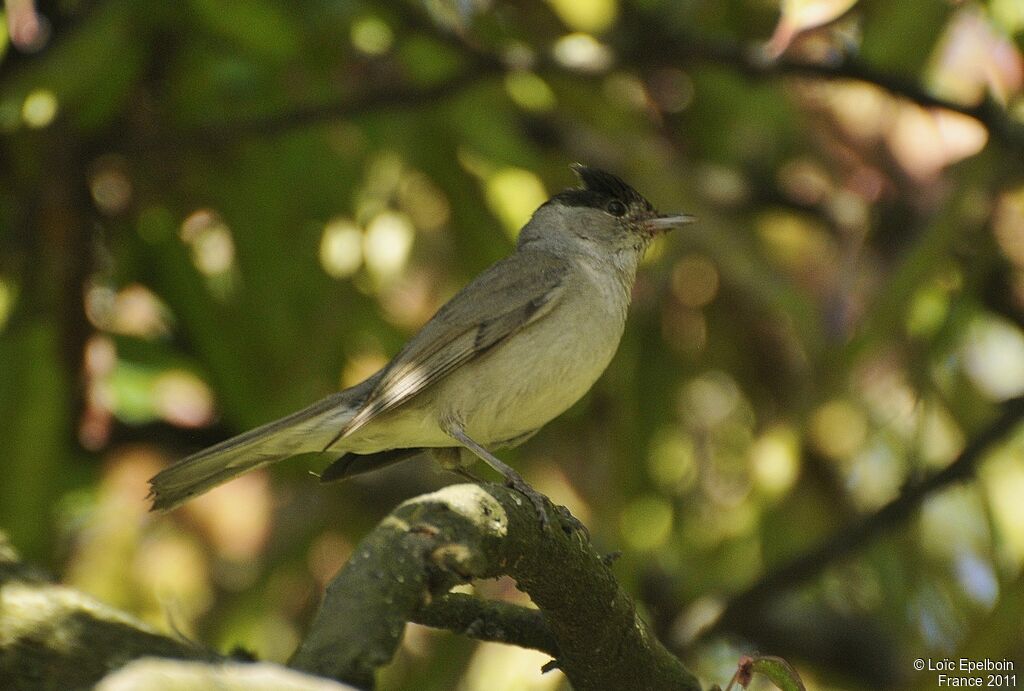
[442,422,550,529]
[429,447,485,483]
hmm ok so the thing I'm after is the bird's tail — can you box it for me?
[149,391,356,511]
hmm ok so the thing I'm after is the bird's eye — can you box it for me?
[606,200,627,217]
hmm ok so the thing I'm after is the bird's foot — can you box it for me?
[441,423,553,530]
[553,503,589,539]
[502,470,550,531]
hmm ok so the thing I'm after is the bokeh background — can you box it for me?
[2,0,1024,688]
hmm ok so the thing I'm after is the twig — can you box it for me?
[617,20,1024,154]
[145,59,503,150]
[411,592,559,658]
[705,396,1024,639]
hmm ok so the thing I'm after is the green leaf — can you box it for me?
[750,655,807,691]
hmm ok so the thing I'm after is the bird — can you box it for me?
[149,165,694,524]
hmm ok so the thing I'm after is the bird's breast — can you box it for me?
[440,276,630,443]
[341,263,634,453]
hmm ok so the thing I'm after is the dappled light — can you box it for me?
[85,283,171,339]
[547,0,617,34]
[982,454,1024,570]
[319,218,363,279]
[749,426,800,499]
[188,473,272,566]
[89,158,133,216]
[552,33,612,73]
[504,71,557,112]
[483,167,548,238]
[889,107,988,181]
[810,398,868,462]
[928,7,1022,105]
[151,369,215,428]
[363,211,415,282]
[350,15,393,57]
[20,86,54,127]
[3,0,1024,689]
[963,316,1024,400]
[461,642,565,691]
[181,211,236,277]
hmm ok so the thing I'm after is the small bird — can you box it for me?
[149,165,694,522]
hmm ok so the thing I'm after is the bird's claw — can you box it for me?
[554,504,589,539]
[504,474,551,530]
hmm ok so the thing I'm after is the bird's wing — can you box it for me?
[336,250,569,440]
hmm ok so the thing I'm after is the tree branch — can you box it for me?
[0,532,216,689]
[184,61,502,144]
[411,592,559,658]
[705,396,1024,641]
[288,483,701,691]
[112,2,1024,162]
[618,20,1024,155]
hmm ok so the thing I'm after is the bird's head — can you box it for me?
[519,164,694,257]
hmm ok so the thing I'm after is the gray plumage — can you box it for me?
[149,165,693,512]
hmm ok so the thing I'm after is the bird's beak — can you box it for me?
[646,213,696,233]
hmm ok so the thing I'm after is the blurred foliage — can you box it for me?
[2,0,1024,689]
